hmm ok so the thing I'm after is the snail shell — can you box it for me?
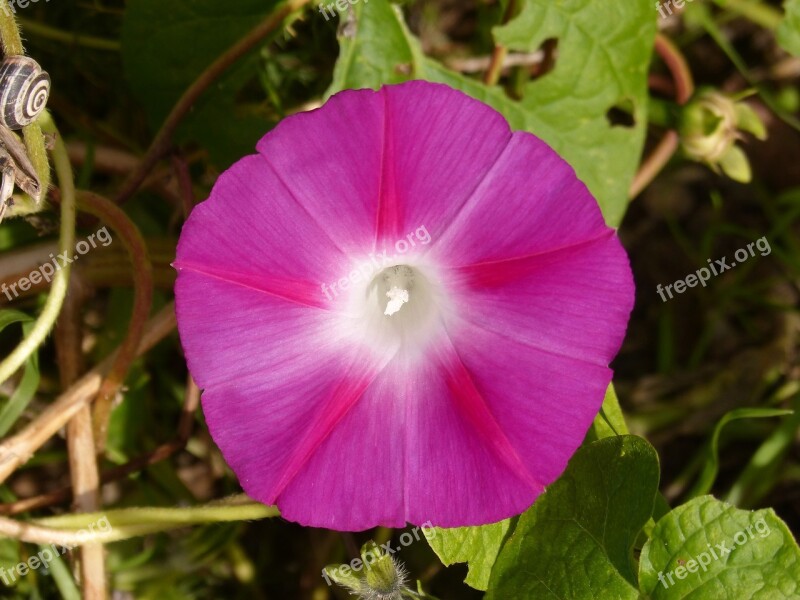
[0,56,50,130]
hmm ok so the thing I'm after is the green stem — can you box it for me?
[0,113,75,387]
[22,122,51,203]
[24,495,279,544]
[0,1,23,55]
[712,0,783,30]
[16,18,120,51]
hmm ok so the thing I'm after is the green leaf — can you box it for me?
[491,0,656,225]
[426,519,512,591]
[719,145,752,183]
[639,495,800,598]
[485,436,660,599]
[778,0,800,57]
[45,544,82,600]
[328,0,656,226]
[726,399,800,507]
[0,309,31,333]
[687,407,793,499]
[121,0,281,167]
[0,320,40,437]
[589,383,630,440]
[328,0,425,92]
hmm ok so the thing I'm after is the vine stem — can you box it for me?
[0,4,23,55]
[629,34,695,199]
[73,190,154,450]
[16,18,120,51]
[483,0,517,86]
[629,131,681,199]
[115,0,311,205]
[0,112,75,387]
[654,34,694,105]
[0,495,278,546]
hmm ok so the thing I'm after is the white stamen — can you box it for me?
[384,286,410,316]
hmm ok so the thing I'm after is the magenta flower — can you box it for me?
[174,81,634,531]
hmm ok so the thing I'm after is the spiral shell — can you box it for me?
[0,56,50,130]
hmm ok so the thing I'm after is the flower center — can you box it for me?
[352,263,442,358]
[379,265,414,316]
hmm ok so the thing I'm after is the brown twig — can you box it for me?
[171,154,196,218]
[446,51,543,74]
[0,303,177,484]
[114,0,311,205]
[55,278,107,598]
[0,377,200,516]
[66,143,183,206]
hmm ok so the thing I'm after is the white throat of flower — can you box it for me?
[335,260,446,361]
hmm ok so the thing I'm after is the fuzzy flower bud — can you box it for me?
[324,541,416,600]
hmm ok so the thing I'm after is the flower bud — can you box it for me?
[361,541,409,599]
[679,89,766,183]
[325,541,414,600]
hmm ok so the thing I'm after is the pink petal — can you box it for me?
[173,155,351,291]
[375,81,513,244]
[428,131,612,267]
[255,88,386,253]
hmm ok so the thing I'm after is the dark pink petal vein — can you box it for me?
[173,80,635,531]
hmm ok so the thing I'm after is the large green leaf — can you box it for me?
[639,495,800,599]
[778,0,800,56]
[122,0,282,167]
[484,436,660,599]
[328,0,656,226]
